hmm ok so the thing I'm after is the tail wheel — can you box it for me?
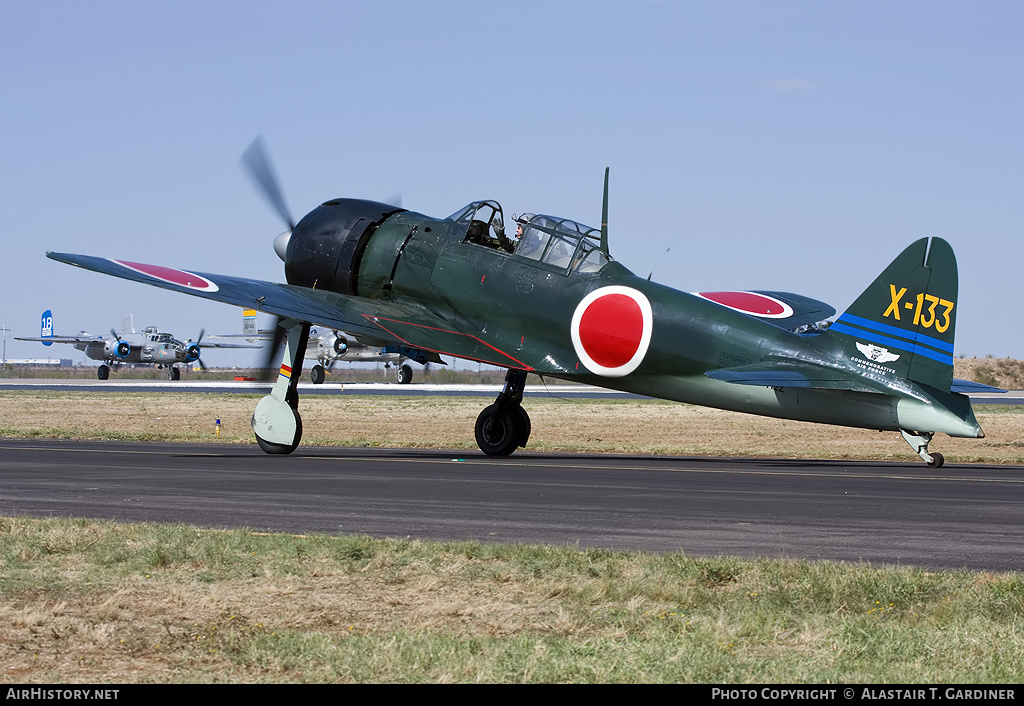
[475,403,524,456]
[927,452,944,468]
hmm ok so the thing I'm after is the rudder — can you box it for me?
[827,237,957,392]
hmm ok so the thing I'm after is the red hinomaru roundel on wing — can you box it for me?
[571,286,653,377]
[111,260,219,292]
[695,291,794,318]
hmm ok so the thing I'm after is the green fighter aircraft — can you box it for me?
[45,141,998,465]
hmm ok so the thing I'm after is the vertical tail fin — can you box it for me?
[40,310,54,346]
[827,237,957,392]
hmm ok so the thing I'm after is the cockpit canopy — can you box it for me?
[447,201,612,274]
[514,213,610,273]
[448,200,508,249]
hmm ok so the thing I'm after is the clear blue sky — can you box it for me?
[3,1,1022,366]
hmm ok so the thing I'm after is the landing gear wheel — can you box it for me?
[398,364,413,384]
[514,406,531,447]
[255,411,303,455]
[310,364,326,385]
[97,365,110,380]
[168,367,180,381]
[475,403,524,456]
[927,452,944,468]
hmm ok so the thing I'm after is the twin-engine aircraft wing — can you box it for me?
[14,334,104,344]
[46,253,525,370]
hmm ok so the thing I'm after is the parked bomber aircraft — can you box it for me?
[209,309,416,384]
[43,140,1000,464]
[16,310,259,379]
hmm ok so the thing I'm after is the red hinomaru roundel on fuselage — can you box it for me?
[570,286,653,377]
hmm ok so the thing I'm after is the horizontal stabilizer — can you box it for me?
[706,360,927,400]
[950,379,1006,394]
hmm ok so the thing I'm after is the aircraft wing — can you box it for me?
[695,290,835,331]
[14,335,104,345]
[46,252,539,370]
[189,340,265,349]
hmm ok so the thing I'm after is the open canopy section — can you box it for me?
[447,200,511,251]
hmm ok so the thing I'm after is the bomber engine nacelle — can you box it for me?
[106,339,131,358]
[333,333,348,355]
[283,199,404,295]
[313,330,349,359]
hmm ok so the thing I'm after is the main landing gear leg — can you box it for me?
[900,429,944,468]
[475,369,530,456]
[252,319,310,455]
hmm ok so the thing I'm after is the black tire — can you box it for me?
[927,452,944,468]
[398,364,413,384]
[311,364,325,385]
[97,365,110,380]
[514,406,531,447]
[255,410,303,455]
[475,403,522,456]
[168,367,180,381]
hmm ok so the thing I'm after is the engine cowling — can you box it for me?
[284,199,404,295]
[107,340,131,358]
[332,333,348,355]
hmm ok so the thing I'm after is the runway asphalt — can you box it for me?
[2,438,1023,573]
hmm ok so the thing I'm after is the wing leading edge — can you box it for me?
[46,252,537,370]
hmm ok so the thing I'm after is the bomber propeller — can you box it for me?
[185,329,207,370]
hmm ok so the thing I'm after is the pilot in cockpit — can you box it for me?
[513,214,544,259]
[493,219,513,253]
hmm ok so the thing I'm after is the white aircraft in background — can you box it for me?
[211,309,421,384]
[16,310,259,380]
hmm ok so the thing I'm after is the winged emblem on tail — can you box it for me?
[856,341,901,363]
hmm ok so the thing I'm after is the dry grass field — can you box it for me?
[2,518,1022,684]
[1,389,1022,464]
